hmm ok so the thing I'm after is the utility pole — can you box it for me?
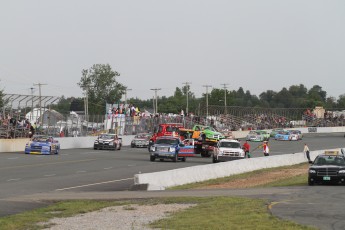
[124,87,132,106]
[33,83,47,127]
[182,82,191,116]
[221,83,228,114]
[150,88,161,114]
[30,87,35,122]
[202,85,212,125]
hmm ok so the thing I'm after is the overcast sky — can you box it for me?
[1,0,344,101]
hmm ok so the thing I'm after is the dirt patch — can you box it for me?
[197,164,309,189]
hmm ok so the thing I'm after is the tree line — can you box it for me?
[1,64,345,115]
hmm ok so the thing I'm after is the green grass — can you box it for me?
[150,197,316,230]
[262,174,308,187]
[0,163,312,230]
[169,163,309,190]
[0,200,131,230]
[0,197,316,230]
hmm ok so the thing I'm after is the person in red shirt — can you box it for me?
[242,140,251,158]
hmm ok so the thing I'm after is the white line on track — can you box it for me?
[103,167,113,170]
[127,165,136,167]
[7,157,18,160]
[7,178,21,182]
[55,178,133,191]
[44,174,56,177]
[76,171,87,173]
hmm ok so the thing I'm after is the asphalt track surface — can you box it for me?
[1,133,345,230]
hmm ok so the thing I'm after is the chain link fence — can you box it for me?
[1,94,345,139]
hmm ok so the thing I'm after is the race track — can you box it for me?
[0,133,344,229]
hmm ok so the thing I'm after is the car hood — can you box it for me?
[310,165,345,169]
[218,147,242,152]
[96,138,114,141]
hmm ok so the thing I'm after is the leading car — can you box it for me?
[25,135,60,155]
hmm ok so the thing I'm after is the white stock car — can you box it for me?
[94,133,122,150]
[212,139,245,163]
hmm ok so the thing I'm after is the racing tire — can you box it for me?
[181,157,186,162]
[150,156,155,162]
[201,134,206,143]
[172,154,178,162]
[212,156,218,163]
[131,144,135,148]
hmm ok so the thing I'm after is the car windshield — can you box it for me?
[314,156,345,166]
[99,134,114,139]
[135,134,150,139]
[219,142,240,148]
[156,138,179,145]
[203,126,216,132]
[32,136,50,142]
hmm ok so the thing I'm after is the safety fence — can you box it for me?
[1,104,345,139]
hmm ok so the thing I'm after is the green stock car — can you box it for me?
[192,125,225,141]
[257,130,270,140]
[270,128,285,137]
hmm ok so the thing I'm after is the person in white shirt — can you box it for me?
[304,143,311,162]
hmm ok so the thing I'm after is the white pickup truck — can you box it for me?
[212,139,245,163]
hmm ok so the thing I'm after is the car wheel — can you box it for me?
[181,157,186,162]
[212,156,218,163]
[308,180,314,186]
[150,156,155,162]
[172,154,178,162]
[131,144,135,148]
[159,159,164,162]
[201,134,206,143]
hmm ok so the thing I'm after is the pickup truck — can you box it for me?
[212,139,245,163]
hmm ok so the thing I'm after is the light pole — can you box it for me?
[182,82,191,115]
[150,88,161,114]
[124,87,132,106]
[202,85,212,125]
[221,83,228,114]
[33,83,47,126]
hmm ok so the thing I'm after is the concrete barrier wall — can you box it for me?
[0,135,136,152]
[134,149,339,190]
[1,126,344,152]
[231,126,345,139]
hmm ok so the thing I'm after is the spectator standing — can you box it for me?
[243,140,251,158]
[304,143,311,163]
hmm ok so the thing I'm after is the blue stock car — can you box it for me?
[149,136,195,162]
[25,135,60,155]
[274,131,299,141]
